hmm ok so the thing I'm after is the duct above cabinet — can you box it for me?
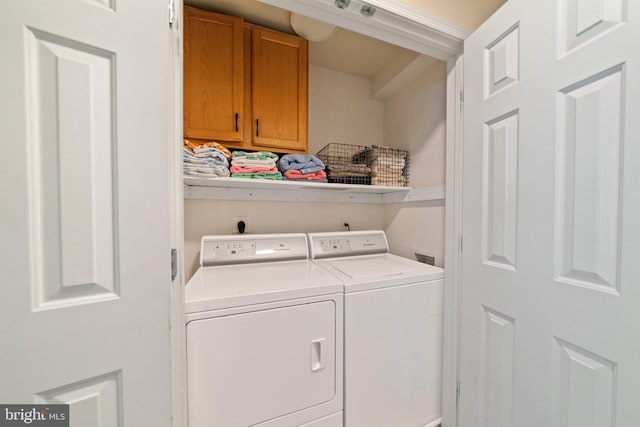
[183,6,309,154]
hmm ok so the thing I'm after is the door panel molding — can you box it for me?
[554,64,624,295]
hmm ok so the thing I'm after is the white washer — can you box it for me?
[307,231,444,427]
[185,233,344,427]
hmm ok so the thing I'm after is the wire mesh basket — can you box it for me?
[316,143,371,185]
[354,145,409,187]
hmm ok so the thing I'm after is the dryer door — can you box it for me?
[187,300,337,427]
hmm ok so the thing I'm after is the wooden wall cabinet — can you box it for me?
[184,7,243,142]
[184,7,308,154]
[251,27,308,152]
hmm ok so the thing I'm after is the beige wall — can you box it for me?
[184,200,383,280]
[308,65,384,154]
[400,0,506,31]
[383,60,447,267]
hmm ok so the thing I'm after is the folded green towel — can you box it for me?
[231,151,279,161]
[231,171,283,180]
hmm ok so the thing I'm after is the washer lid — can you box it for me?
[185,259,343,313]
[316,253,444,292]
[329,253,441,278]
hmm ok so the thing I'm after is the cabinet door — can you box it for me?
[184,7,243,141]
[252,27,308,152]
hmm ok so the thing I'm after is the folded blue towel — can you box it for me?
[278,154,325,174]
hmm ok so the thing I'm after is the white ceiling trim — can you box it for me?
[257,0,469,60]
[364,0,470,40]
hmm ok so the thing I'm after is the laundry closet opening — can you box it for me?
[181,0,448,281]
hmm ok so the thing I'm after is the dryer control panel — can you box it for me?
[209,241,257,259]
[200,234,308,266]
[308,231,389,259]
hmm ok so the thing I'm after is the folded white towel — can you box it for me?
[371,176,406,186]
[371,158,405,168]
[183,147,229,165]
[184,164,230,178]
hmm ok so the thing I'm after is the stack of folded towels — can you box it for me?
[325,163,371,184]
[183,139,231,178]
[278,154,327,182]
[369,154,406,186]
[230,151,283,180]
[359,146,407,186]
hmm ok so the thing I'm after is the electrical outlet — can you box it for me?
[340,217,350,231]
[233,216,250,234]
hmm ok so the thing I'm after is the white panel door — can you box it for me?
[1,0,173,425]
[460,0,640,426]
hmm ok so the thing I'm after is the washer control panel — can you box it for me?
[319,239,352,254]
[200,234,308,266]
[308,231,388,259]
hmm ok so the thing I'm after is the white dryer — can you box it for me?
[307,231,444,427]
[185,233,344,427]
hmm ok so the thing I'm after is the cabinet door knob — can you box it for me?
[256,118,260,137]
[235,112,239,132]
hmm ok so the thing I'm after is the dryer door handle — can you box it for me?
[310,338,326,372]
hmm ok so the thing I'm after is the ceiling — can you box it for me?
[185,0,424,80]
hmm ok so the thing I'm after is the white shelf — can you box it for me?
[184,177,444,204]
